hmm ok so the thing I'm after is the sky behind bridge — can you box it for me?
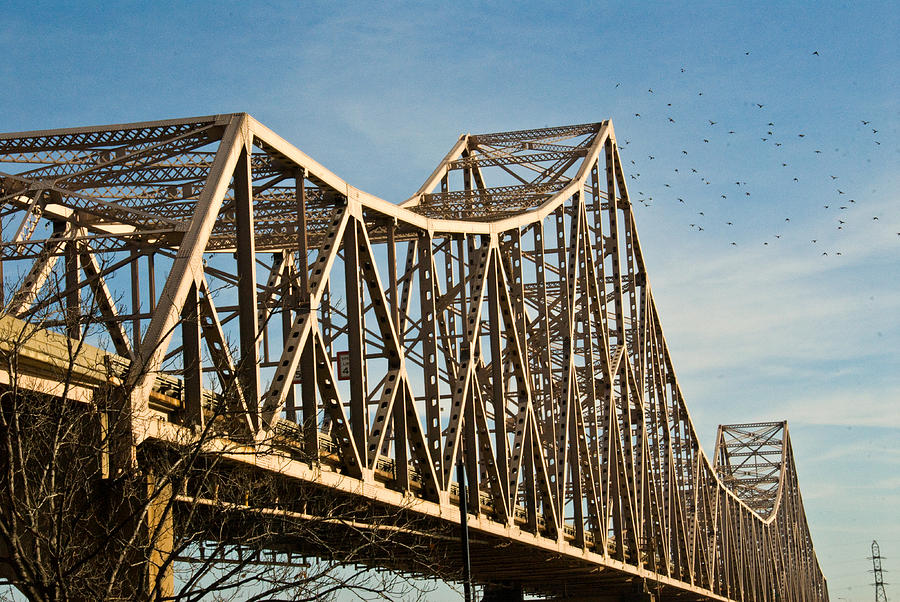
[2,2,897,599]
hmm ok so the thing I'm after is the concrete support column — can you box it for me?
[144,470,175,600]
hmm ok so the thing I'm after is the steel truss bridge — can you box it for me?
[0,114,827,600]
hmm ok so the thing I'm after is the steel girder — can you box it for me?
[0,114,828,600]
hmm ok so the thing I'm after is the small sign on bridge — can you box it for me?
[293,351,352,383]
[336,351,351,380]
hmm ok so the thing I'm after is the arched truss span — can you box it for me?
[0,114,827,600]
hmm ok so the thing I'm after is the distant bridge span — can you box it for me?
[0,115,827,600]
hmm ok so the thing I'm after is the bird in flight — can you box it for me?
[709,120,717,125]
[756,103,764,108]
[648,88,653,93]
[813,50,819,55]
[862,120,870,125]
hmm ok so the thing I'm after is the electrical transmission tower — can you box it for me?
[871,540,888,602]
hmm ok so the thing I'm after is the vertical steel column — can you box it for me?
[344,220,367,458]
[419,232,442,478]
[532,223,558,486]
[386,221,409,486]
[295,168,310,301]
[281,260,298,423]
[461,235,479,514]
[147,252,156,313]
[0,214,4,306]
[300,328,319,458]
[387,221,400,328]
[487,245,509,504]
[130,248,142,346]
[290,168,309,426]
[234,144,260,431]
[181,282,203,426]
[57,221,80,340]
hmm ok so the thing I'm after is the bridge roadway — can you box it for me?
[0,114,828,600]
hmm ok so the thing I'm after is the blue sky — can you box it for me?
[2,1,897,599]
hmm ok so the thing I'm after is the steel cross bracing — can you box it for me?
[0,114,828,600]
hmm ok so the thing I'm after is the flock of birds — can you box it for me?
[609,50,893,259]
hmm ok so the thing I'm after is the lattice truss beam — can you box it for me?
[0,114,827,601]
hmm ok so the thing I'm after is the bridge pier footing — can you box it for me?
[481,583,524,601]
[535,580,656,602]
[627,580,657,602]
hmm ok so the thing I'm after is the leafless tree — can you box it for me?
[0,275,456,602]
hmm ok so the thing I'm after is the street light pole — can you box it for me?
[458,460,472,602]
